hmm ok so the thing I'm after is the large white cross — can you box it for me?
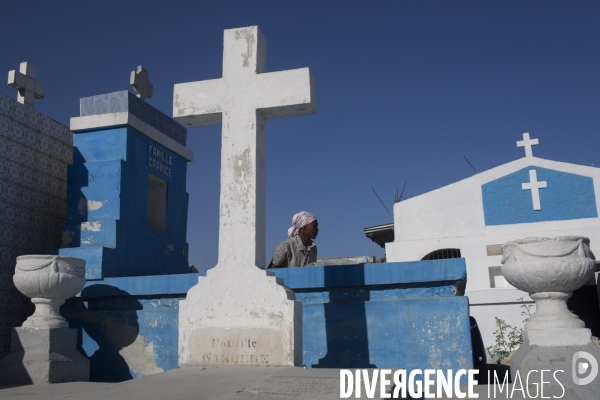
[522,169,547,210]
[7,62,45,108]
[173,26,317,269]
[517,132,539,157]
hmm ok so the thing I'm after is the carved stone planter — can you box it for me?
[0,255,89,386]
[503,237,600,400]
[13,255,86,329]
[502,236,596,347]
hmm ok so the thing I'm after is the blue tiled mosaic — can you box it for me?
[79,91,187,146]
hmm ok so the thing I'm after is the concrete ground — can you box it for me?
[0,365,583,400]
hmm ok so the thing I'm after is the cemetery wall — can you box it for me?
[0,93,72,358]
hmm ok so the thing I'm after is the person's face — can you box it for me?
[301,220,319,239]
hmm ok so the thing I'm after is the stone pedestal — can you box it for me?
[0,255,89,386]
[510,342,600,400]
[502,237,600,399]
[0,327,90,386]
[179,266,302,367]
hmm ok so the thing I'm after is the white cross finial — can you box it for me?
[522,169,547,210]
[130,65,153,100]
[173,26,317,269]
[7,62,45,108]
[517,132,539,157]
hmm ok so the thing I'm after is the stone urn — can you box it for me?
[501,236,596,347]
[13,255,86,329]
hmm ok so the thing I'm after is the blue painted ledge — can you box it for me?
[79,273,204,298]
[270,259,466,289]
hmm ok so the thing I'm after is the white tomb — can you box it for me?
[386,133,600,348]
[174,26,317,367]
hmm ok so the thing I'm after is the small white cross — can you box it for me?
[7,62,45,108]
[517,132,539,157]
[522,169,547,210]
[130,65,153,100]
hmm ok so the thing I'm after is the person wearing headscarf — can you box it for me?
[268,211,318,268]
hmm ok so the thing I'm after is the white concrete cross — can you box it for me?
[517,132,539,157]
[522,169,547,211]
[173,26,317,269]
[7,62,45,108]
[130,65,153,100]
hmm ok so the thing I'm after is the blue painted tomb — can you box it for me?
[66,259,473,382]
[55,91,193,279]
[271,259,473,374]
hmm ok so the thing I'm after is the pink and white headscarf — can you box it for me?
[287,211,316,238]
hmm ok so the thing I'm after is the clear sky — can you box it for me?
[2,1,599,273]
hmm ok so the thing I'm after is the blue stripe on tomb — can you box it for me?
[482,166,598,226]
[80,273,204,296]
[271,258,466,289]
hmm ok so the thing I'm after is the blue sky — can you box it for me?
[2,1,600,273]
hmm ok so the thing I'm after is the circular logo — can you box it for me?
[572,351,599,385]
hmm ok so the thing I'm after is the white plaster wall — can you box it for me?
[470,301,535,350]
[392,178,485,242]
